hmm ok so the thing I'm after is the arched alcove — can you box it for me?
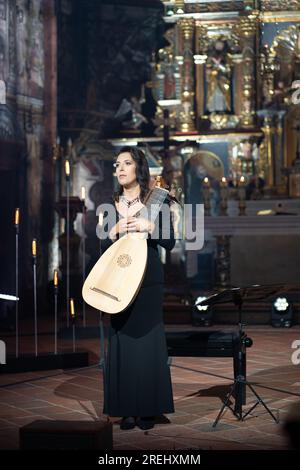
[184,150,224,205]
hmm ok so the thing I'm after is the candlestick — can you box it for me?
[65,162,70,327]
[54,269,58,355]
[238,176,246,216]
[220,177,228,216]
[202,177,211,216]
[32,238,38,357]
[81,187,86,327]
[14,209,20,358]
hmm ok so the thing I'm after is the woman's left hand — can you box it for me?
[126,217,155,233]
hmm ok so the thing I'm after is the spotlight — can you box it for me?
[274,297,289,311]
[192,296,213,326]
[271,297,293,328]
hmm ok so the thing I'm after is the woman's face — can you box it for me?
[115,152,137,187]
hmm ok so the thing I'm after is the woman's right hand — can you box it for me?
[109,218,129,240]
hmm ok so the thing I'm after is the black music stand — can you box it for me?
[199,284,291,427]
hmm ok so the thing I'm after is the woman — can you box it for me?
[100,146,175,431]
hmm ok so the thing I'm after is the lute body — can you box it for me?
[82,232,147,314]
[82,183,169,314]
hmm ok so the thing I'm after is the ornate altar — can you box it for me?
[56,0,300,293]
[149,1,300,289]
[147,1,300,199]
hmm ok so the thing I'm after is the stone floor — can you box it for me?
[1,318,300,450]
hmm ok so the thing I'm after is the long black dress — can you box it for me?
[100,200,175,417]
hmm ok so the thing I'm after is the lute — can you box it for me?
[82,178,169,314]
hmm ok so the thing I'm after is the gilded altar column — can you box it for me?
[178,19,196,133]
[275,111,286,191]
[261,114,275,189]
[238,12,259,128]
[195,23,208,120]
[232,56,244,118]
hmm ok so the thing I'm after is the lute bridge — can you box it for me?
[90,286,120,302]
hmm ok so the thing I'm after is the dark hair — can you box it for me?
[114,146,150,203]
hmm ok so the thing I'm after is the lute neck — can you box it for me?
[142,187,169,223]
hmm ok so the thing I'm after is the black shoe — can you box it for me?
[120,416,136,430]
[137,416,155,430]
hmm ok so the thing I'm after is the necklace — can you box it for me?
[121,195,140,208]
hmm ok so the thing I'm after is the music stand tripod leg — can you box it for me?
[242,382,279,423]
[212,381,237,428]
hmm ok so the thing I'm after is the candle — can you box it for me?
[54,269,58,287]
[70,298,75,318]
[56,136,60,146]
[238,176,246,215]
[220,177,228,197]
[238,176,246,199]
[203,177,210,193]
[202,177,211,216]
[60,218,65,234]
[81,186,86,201]
[70,298,76,351]
[15,208,20,226]
[65,159,70,179]
[32,238,37,257]
[98,211,104,227]
[220,177,228,216]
